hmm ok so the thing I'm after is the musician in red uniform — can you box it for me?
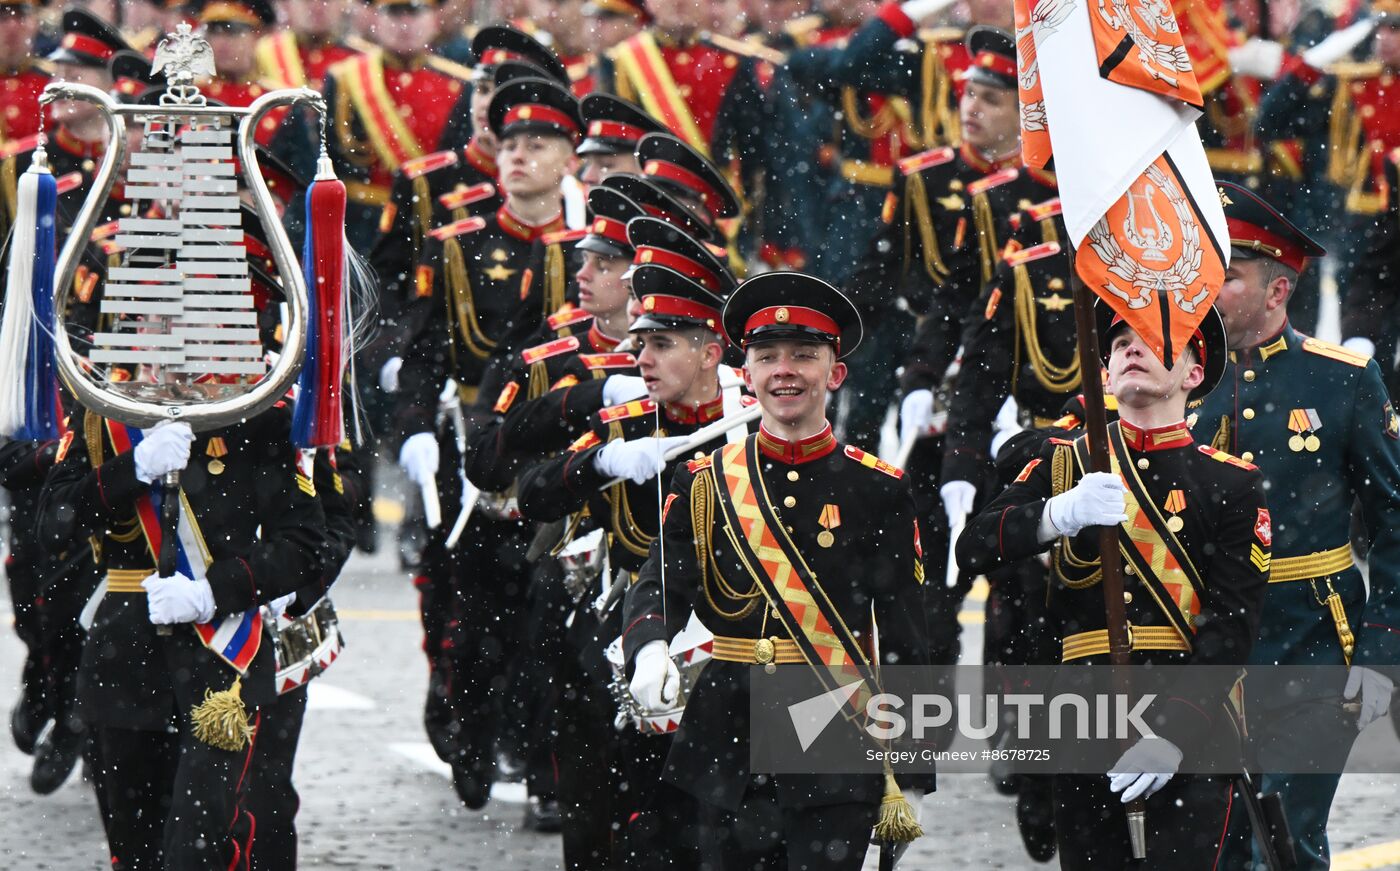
[256,0,360,90]
[0,0,49,147]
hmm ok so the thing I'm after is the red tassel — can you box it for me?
[307,177,345,446]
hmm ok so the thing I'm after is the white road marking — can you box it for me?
[305,682,375,710]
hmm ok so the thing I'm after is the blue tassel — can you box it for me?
[20,169,60,442]
[290,181,319,446]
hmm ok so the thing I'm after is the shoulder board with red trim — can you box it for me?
[493,380,520,413]
[898,147,955,176]
[1301,336,1368,368]
[687,454,714,472]
[438,180,496,210]
[1199,445,1257,470]
[599,398,657,422]
[521,335,581,365]
[55,172,83,194]
[542,228,588,246]
[1025,198,1062,221]
[1049,437,1075,446]
[0,133,41,161]
[1005,241,1062,267]
[547,306,593,331]
[968,167,1021,196]
[843,444,904,479]
[428,216,487,241]
[569,430,602,452]
[1051,413,1081,429]
[580,352,637,370]
[402,149,459,179]
[90,221,120,242]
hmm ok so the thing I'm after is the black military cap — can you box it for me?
[493,58,568,88]
[582,0,648,21]
[630,265,728,334]
[722,272,863,358]
[578,186,645,258]
[1096,300,1227,401]
[636,132,740,221]
[1218,181,1326,273]
[47,8,130,68]
[192,0,276,28]
[625,216,733,293]
[600,173,714,242]
[578,94,666,156]
[472,25,567,84]
[962,25,1017,90]
[488,76,583,141]
[109,50,164,101]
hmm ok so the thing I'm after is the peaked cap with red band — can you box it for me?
[1097,299,1227,401]
[192,0,275,28]
[579,187,646,258]
[48,8,131,68]
[961,25,1017,90]
[625,216,732,291]
[471,25,567,83]
[600,173,714,242]
[636,132,740,220]
[578,93,666,157]
[488,76,583,142]
[630,264,730,334]
[1218,181,1326,275]
[722,272,863,359]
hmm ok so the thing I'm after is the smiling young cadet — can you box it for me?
[515,262,739,870]
[1194,182,1400,870]
[621,272,931,870]
[958,304,1270,869]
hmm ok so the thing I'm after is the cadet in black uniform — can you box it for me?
[622,272,932,870]
[37,403,329,870]
[958,305,1270,869]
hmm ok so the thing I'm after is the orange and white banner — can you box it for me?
[1021,0,1229,363]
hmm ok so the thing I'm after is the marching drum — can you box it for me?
[605,613,714,734]
[270,597,344,695]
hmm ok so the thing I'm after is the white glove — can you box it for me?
[940,480,976,526]
[602,374,649,406]
[1228,38,1285,79]
[399,432,439,488]
[630,640,681,712]
[1302,18,1376,69]
[1108,736,1182,803]
[900,0,957,23]
[134,422,195,484]
[900,389,936,447]
[142,572,216,625]
[1344,665,1395,731]
[594,435,690,484]
[379,356,403,393]
[266,592,297,620]
[1342,337,1377,359]
[1044,471,1128,538]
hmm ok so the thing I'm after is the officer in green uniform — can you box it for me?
[1195,182,1400,870]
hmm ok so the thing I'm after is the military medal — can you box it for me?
[206,437,228,475]
[1286,408,1322,452]
[1163,489,1186,533]
[818,503,841,548]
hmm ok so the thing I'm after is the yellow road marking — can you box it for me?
[373,497,405,524]
[1334,840,1400,870]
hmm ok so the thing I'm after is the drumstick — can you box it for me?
[945,511,965,589]
[600,404,762,490]
[422,481,441,529]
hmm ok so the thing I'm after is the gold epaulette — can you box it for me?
[547,306,592,331]
[843,445,904,479]
[580,352,637,370]
[599,399,657,422]
[542,228,588,246]
[521,335,580,365]
[1327,60,1382,79]
[1301,336,1369,368]
[428,216,486,240]
[898,146,955,176]
[424,54,477,82]
[968,167,1020,196]
[687,454,714,473]
[1004,240,1061,267]
[438,180,496,210]
[402,149,459,179]
[1198,444,1258,470]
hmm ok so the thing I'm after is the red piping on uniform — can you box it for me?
[1211,783,1234,870]
[997,506,1013,555]
[1167,696,1211,724]
[621,613,662,642]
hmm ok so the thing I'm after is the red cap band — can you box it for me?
[971,51,1016,79]
[633,246,720,289]
[587,120,647,142]
[588,214,630,246]
[479,48,522,65]
[504,104,581,137]
[744,305,840,341]
[1226,217,1310,273]
[643,159,723,217]
[61,33,117,61]
[640,293,721,326]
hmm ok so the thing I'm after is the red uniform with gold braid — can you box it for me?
[255,31,360,91]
